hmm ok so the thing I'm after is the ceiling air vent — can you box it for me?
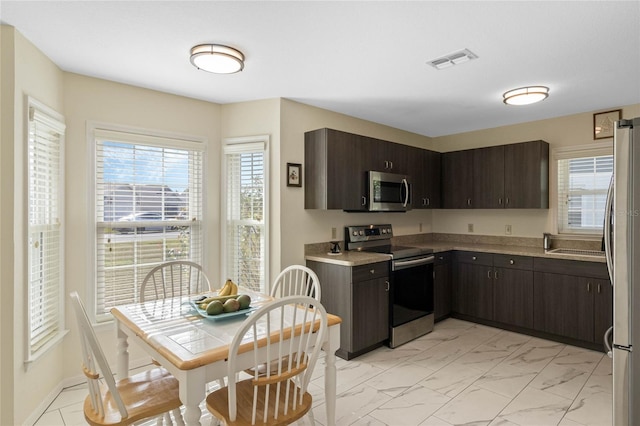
[427,49,478,70]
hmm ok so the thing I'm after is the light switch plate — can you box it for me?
[468,223,474,233]
[505,224,512,235]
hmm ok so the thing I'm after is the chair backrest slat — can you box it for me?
[270,265,321,301]
[140,260,213,302]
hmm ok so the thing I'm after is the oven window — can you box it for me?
[391,263,434,327]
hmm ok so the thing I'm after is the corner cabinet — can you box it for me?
[442,140,549,209]
[433,252,452,321]
[410,146,442,209]
[306,260,390,360]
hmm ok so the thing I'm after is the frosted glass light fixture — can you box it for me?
[190,44,244,74]
[503,86,549,105]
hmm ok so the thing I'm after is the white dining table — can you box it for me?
[111,290,341,426]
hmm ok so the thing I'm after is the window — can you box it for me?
[557,144,613,234]
[27,98,66,360]
[223,137,268,293]
[93,127,204,322]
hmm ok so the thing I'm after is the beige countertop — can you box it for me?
[305,241,606,266]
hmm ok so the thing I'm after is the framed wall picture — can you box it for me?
[593,109,621,140]
[287,163,302,187]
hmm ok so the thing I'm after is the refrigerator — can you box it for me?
[604,117,640,426]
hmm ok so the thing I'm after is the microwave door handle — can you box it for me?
[402,178,409,207]
[604,175,614,283]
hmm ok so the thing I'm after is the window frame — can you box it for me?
[88,122,207,322]
[221,135,269,293]
[25,97,67,363]
[553,141,613,236]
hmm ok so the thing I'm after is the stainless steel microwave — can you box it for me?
[368,171,412,212]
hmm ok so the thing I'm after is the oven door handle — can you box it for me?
[393,255,434,270]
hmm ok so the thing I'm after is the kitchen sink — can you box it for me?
[545,248,605,257]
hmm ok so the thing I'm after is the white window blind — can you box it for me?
[224,139,266,292]
[94,129,204,321]
[558,152,613,234]
[27,100,65,359]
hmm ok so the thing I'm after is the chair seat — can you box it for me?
[206,379,312,426]
[83,368,182,426]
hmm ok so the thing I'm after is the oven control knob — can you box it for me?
[358,230,364,236]
[352,231,358,237]
[381,229,386,234]
[387,228,392,234]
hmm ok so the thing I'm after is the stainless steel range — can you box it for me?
[345,224,435,348]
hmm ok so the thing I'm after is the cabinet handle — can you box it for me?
[439,256,444,260]
[487,270,492,279]
[506,197,510,206]
[389,161,393,169]
[370,269,375,274]
[472,256,477,260]
[509,259,515,265]
[598,283,601,294]
[426,198,430,207]
[467,198,472,206]
[494,270,498,279]
[587,282,591,292]
[499,198,503,205]
[362,196,367,206]
[385,281,390,291]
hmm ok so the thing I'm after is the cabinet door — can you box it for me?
[454,262,493,320]
[352,277,389,351]
[593,279,613,344]
[493,268,534,328]
[442,150,474,208]
[424,150,442,208]
[534,272,593,341]
[434,257,451,320]
[504,141,549,208]
[473,145,505,209]
[305,129,368,211]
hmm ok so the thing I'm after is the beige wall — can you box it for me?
[1,26,66,425]
[220,98,282,286]
[431,104,640,238]
[62,73,221,380]
[279,99,436,266]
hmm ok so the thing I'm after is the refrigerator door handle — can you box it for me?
[604,325,614,358]
[604,175,614,283]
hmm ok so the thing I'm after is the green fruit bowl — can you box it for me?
[190,301,256,321]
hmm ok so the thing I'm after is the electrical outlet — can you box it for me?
[505,224,512,235]
[419,223,423,232]
[468,223,474,233]
[331,227,337,239]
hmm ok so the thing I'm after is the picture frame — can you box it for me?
[593,109,621,140]
[287,163,302,187]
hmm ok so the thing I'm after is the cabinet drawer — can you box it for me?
[435,251,452,265]
[352,262,389,282]
[455,251,493,266]
[493,254,533,270]
[534,257,609,279]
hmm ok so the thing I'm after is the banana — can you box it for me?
[229,280,238,295]
[218,281,231,297]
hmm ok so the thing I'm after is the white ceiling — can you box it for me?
[1,1,639,137]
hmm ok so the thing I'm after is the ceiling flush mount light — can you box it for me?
[503,86,549,106]
[190,44,244,74]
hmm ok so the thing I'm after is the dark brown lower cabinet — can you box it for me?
[434,252,452,321]
[532,259,612,345]
[454,261,494,321]
[493,267,534,329]
[306,260,389,360]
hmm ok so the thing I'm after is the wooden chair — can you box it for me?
[270,265,321,301]
[69,291,184,426]
[141,261,225,391]
[206,295,328,426]
[141,260,213,302]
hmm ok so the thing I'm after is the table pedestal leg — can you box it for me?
[115,320,129,380]
[180,371,207,426]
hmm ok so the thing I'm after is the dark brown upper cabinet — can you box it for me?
[442,140,549,209]
[409,147,442,209]
[442,150,475,208]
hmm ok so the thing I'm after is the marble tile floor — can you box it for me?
[34,318,613,426]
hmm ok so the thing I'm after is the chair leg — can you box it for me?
[172,408,185,426]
